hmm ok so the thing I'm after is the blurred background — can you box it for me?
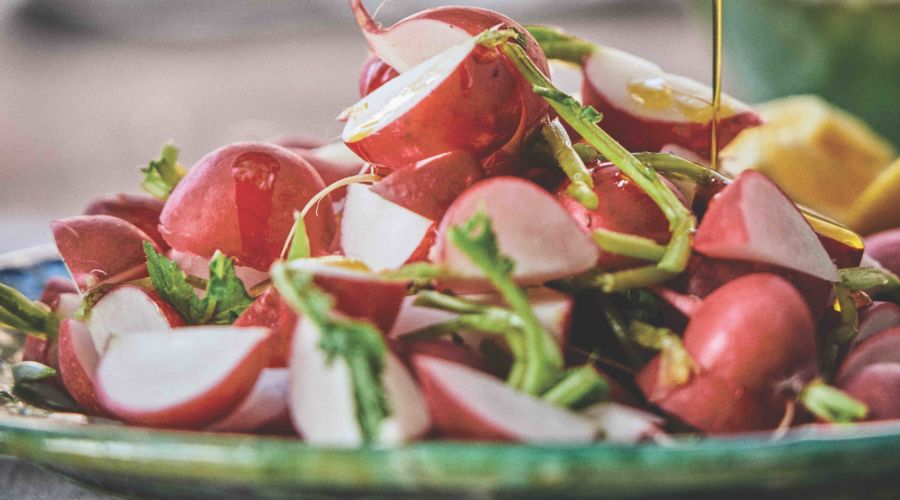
[0,0,897,252]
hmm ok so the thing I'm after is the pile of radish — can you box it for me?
[4,1,900,447]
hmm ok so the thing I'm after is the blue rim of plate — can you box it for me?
[2,246,900,497]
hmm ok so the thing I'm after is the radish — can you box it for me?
[359,54,399,97]
[836,327,900,385]
[371,150,485,221]
[457,287,573,349]
[581,45,761,159]
[342,34,522,170]
[57,319,104,415]
[340,183,434,270]
[865,229,900,276]
[651,287,702,318]
[395,338,489,375]
[83,193,168,251]
[434,177,599,287]
[388,295,458,339]
[413,355,596,442]
[693,171,839,282]
[855,302,900,347]
[96,326,273,428]
[169,249,270,289]
[580,402,665,444]
[286,143,366,204]
[289,317,430,446]
[88,285,183,354]
[233,287,298,368]
[51,215,160,293]
[208,368,291,433]
[159,142,335,271]
[23,277,80,367]
[838,364,900,421]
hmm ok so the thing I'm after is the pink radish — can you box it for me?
[359,54,399,97]
[234,287,298,368]
[395,338,489,375]
[96,326,273,428]
[388,295,458,339]
[434,177,599,287]
[693,171,838,282]
[168,249,270,289]
[159,142,334,271]
[838,364,900,421]
[88,285,183,354]
[51,215,160,293]
[289,317,430,446]
[581,46,761,159]
[342,34,522,170]
[855,302,900,348]
[580,402,665,444]
[286,143,366,204]
[652,287,702,318]
[837,327,900,385]
[638,274,819,434]
[865,229,900,276]
[57,319,104,415]
[83,193,168,250]
[413,355,596,442]
[23,277,80,367]
[371,150,485,221]
[208,368,291,433]
[340,183,434,270]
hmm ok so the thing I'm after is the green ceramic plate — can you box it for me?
[2,248,900,498]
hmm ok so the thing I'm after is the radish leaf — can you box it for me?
[141,142,185,200]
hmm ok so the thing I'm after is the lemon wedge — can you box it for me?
[844,159,900,235]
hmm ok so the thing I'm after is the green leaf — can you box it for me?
[272,262,390,443]
[0,283,58,339]
[205,251,253,324]
[141,142,185,200]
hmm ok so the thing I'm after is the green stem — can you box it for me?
[577,266,678,293]
[542,365,609,409]
[631,153,725,185]
[597,297,645,370]
[629,320,696,388]
[524,24,596,65]
[541,119,598,210]
[799,378,868,423]
[0,283,58,339]
[830,285,859,345]
[592,228,666,263]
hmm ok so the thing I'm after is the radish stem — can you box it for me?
[0,283,58,339]
[799,378,868,423]
[593,228,667,263]
[629,320,696,388]
[541,118,598,210]
[525,25,595,65]
[542,365,609,409]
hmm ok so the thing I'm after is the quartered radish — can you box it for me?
[580,402,665,444]
[84,193,168,250]
[52,215,160,293]
[233,287,298,367]
[855,302,900,348]
[208,368,291,433]
[58,319,103,415]
[413,355,596,442]
[88,285,183,354]
[340,184,434,270]
[388,295,458,339]
[395,338,489,375]
[96,326,273,428]
[169,249,270,289]
[434,177,599,287]
[359,54,399,97]
[693,171,839,282]
[581,45,761,159]
[23,278,80,368]
[288,317,430,446]
[159,142,334,271]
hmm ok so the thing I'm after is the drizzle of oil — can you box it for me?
[803,212,865,251]
[710,0,724,171]
[627,76,731,123]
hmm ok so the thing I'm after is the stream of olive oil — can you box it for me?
[710,0,723,171]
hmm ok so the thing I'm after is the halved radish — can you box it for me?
[651,287,702,318]
[855,302,900,348]
[169,249,270,289]
[342,34,521,170]
[23,277,80,367]
[51,215,160,293]
[340,184,434,270]
[88,285,183,354]
[581,45,761,159]
[388,295,457,339]
[359,54,399,97]
[394,338,489,375]
[580,402,665,444]
[58,319,103,415]
[83,193,168,250]
[233,287,297,367]
[837,327,900,385]
[289,317,430,446]
[693,171,838,282]
[434,177,599,287]
[208,368,290,433]
[413,355,596,442]
[96,326,273,428]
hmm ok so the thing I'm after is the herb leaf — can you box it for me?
[141,142,185,200]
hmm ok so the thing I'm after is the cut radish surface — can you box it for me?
[580,403,664,444]
[289,317,430,447]
[837,327,900,385]
[434,177,599,286]
[97,326,273,428]
[233,287,298,367]
[58,319,103,415]
[340,184,434,270]
[208,368,290,433]
[52,215,159,293]
[693,171,838,282]
[169,249,270,289]
[88,285,183,354]
[388,295,458,339]
[413,356,596,442]
[55,293,82,321]
[856,302,900,348]
[582,46,760,158]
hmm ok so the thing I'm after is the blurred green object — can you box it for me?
[709,0,900,147]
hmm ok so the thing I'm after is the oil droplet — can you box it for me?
[627,77,672,109]
[804,212,865,250]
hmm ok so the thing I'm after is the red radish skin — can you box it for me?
[23,277,80,366]
[51,215,160,293]
[557,162,677,270]
[342,35,522,170]
[97,327,274,429]
[372,150,485,221]
[693,171,838,282]
[83,193,168,250]
[340,184,434,270]
[396,339,489,375]
[413,355,596,442]
[864,229,900,276]
[88,285,183,354]
[638,274,819,434]
[233,288,298,367]
[286,143,366,203]
[836,327,900,385]
[208,368,291,433]
[58,319,104,415]
[581,46,761,159]
[855,302,900,348]
[838,364,900,421]
[434,177,599,288]
[159,142,334,271]
[270,134,329,151]
[652,287,702,318]
[359,55,399,97]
